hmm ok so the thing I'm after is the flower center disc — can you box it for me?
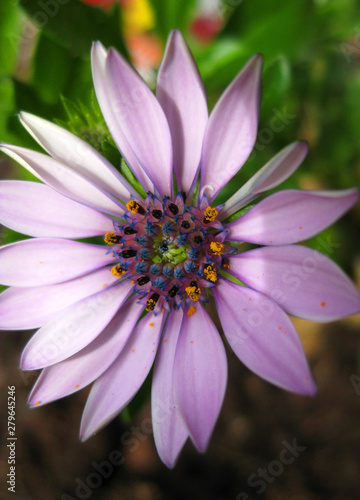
[104,193,228,313]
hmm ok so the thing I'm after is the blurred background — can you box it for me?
[0,0,360,498]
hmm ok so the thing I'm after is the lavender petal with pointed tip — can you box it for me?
[20,281,134,370]
[173,302,227,452]
[91,42,153,193]
[228,245,360,322]
[80,309,166,441]
[157,30,208,198]
[0,238,116,287]
[28,298,143,406]
[105,48,173,197]
[200,55,263,202]
[221,141,308,220]
[213,278,316,395]
[0,180,114,238]
[152,307,188,468]
[226,189,359,245]
[19,111,137,202]
[0,144,124,217]
[0,266,119,330]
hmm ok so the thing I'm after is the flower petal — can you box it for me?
[228,245,360,322]
[105,48,173,197]
[19,112,136,202]
[151,307,188,468]
[173,302,227,452]
[213,278,316,395]
[80,309,166,441]
[0,266,119,330]
[0,238,116,287]
[226,189,359,245]
[200,55,263,201]
[91,42,153,193]
[20,281,133,370]
[156,30,208,198]
[28,297,143,406]
[0,144,124,217]
[0,180,114,238]
[221,141,308,219]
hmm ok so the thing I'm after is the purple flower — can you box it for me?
[0,30,359,467]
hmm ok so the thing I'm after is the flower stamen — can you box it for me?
[210,241,225,255]
[185,281,201,301]
[146,293,160,312]
[203,206,218,224]
[126,200,146,215]
[104,232,121,245]
[111,264,126,277]
[204,264,218,283]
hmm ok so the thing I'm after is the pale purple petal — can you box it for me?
[200,55,263,202]
[80,309,166,441]
[151,308,188,468]
[0,238,115,287]
[228,245,360,322]
[221,142,308,219]
[91,42,153,192]
[213,278,316,395]
[173,302,227,452]
[0,266,119,330]
[28,298,143,406]
[0,181,114,238]
[20,281,134,370]
[19,112,137,201]
[0,144,125,217]
[226,189,359,245]
[156,30,208,198]
[105,48,173,197]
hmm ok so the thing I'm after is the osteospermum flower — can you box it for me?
[1,30,360,467]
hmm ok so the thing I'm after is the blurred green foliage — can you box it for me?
[0,0,359,272]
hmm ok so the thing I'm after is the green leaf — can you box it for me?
[19,0,129,57]
[0,77,16,140]
[120,159,147,198]
[197,37,248,92]
[261,56,291,119]
[33,33,73,104]
[0,2,23,75]
[222,203,256,225]
[225,0,314,60]
[148,0,197,40]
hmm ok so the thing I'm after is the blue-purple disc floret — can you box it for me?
[105,192,234,313]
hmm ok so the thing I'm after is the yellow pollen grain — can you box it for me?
[146,299,156,312]
[321,301,326,307]
[104,232,119,245]
[185,285,201,301]
[210,241,225,255]
[187,306,197,316]
[74,384,79,389]
[131,349,135,353]
[204,265,217,283]
[223,262,230,269]
[163,339,167,342]
[126,200,142,214]
[204,206,218,223]
[149,322,154,327]
[35,401,41,406]
[111,265,125,278]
